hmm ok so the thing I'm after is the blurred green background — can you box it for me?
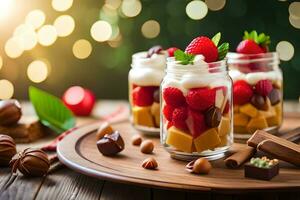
[0,0,299,100]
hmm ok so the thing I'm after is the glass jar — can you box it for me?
[128,51,167,134]
[160,57,233,161]
[227,52,283,140]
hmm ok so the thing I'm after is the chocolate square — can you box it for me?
[244,162,279,181]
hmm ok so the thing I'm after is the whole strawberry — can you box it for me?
[236,30,270,54]
[185,37,218,62]
[183,32,229,63]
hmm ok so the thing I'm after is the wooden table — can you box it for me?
[0,101,300,200]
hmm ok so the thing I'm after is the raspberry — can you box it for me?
[185,36,218,62]
[255,80,273,97]
[233,80,253,105]
[167,47,179,57]
[186,109,207,138]
[172,107,188,130]
[132,86,155,106]
[163,105,175,121]
[163,87,186,107]
[236,39,264,54]
[186,88,216,111]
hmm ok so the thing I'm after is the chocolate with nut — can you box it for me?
[10,148,50,177]
[0,135,17,166]
[97,131,125,156]
[0,100,22,126]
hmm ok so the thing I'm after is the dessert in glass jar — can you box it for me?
[227,31,283,140]
[161,33,233,161]
[129,46,168,134]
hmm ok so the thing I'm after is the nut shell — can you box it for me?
[0,135,17,166]
[0,100,22,126]
[10,148,50,177]
[205,107,222,128]
[142,157,158,170]
[186,158,212,174]
[140,140,154,154]
[96,122,114,140]
[131,135,142,146]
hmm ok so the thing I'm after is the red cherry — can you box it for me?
[62,86,96,116]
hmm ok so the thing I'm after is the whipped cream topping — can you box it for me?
[129,51,167,86]
[229,70,282,85]
[167,55,222,89]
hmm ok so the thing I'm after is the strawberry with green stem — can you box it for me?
[236,30,271,54]
[174,32,229,64]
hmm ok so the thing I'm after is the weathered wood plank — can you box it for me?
[0,167,12,189]
[35,168,104,200]
[0,173,44,200]
[100,181,151,200]
[152,188,185,200]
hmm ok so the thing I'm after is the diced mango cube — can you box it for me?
[239,103,258,118]
[234,126,248,134]
[166,126,193,153]
[218,117,231,136]
[259,107,276,119]
[234,105,240,113]
[151,103,160,127]
[132,106,154,127]
[194,128,221,152]
[234,113,249,126]
[246,116,268,134]
[266,103,282,126]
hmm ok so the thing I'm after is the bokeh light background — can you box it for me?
[0,0,299,100]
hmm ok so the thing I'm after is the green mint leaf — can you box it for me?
[174,49,195,65]
[243,31,249,40]
[218,42,229,60]
[29,86,76,134]
[211,32,221,46]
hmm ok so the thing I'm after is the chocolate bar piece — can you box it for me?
[245,161,279,181]
[247,130,300,166]
[0,121,50,143]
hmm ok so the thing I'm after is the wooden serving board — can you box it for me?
[57,115,300,192]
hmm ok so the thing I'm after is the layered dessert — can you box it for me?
[161,33,233,160]
[227,31,283,138]
[129,46,168,131]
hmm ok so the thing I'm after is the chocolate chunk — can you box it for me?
[250,94,266,110]
[0,100,22,126]
[268,89,281,105]
[147,45,163,58]
[10,148,50,177]
[97,131,125,156]
[205,107,221,128]
[153,89,160,103]
[0,135,17,166]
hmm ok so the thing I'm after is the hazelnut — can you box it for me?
[186,158,212,174]
[0,100,22,126]
[142,157,158,170]
[131,135,142,146]
[96,122,114,140]
[140,140,154,154]
[0,135,17,166]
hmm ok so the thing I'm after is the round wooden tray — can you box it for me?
[57,120,300,192]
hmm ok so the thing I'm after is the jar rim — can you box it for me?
[166,57,227,73]
[226,52,279,65]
